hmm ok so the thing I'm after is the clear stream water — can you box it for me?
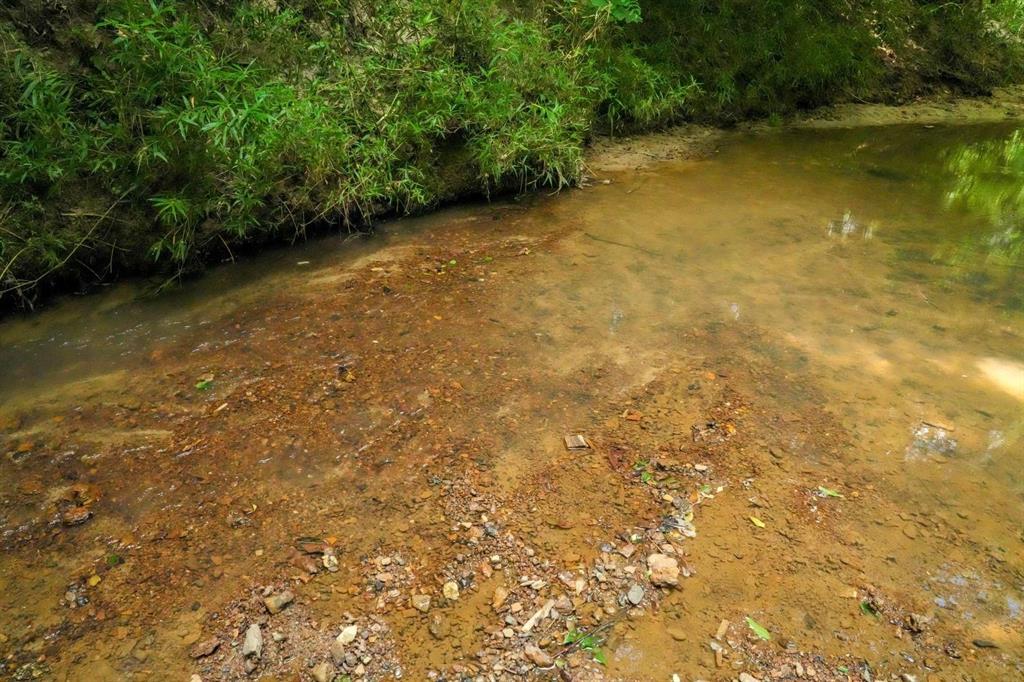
[0,122,1021,680]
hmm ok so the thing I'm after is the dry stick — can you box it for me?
[0,246,31,285]
[0,188,132,296]
[218,233,236,263]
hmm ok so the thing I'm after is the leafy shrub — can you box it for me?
[0,0,1020,308]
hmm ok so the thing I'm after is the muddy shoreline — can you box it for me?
[587,85,1024,174]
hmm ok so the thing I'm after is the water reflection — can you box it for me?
[945,128,1024,265]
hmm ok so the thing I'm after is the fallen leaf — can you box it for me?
[817,486,845,498]
[745,616,771,640]
[749,516,766,528]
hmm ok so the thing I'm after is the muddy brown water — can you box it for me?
[1,123,1021,682]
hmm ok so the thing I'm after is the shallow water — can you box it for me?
[1,123,1021,681]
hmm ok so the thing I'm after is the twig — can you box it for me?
[583,232,658,256]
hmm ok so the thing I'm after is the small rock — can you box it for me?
[493,585,509,610]
[330,625,358,663]
[311,661,334,682]
[739,674,762,682]
[61,506,92,526]
[443,581,460,601]
[428,614,449,640]
[626,584,644,605]
[189,638,220,659]
[263,590,294,614]
[411,594,432,613]
[647,554,680,587]
[338,625,358,644]
[523,643,553,667]
[667,627,686,641]
[242,624,262,660]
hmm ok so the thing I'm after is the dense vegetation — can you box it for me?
[1,0,1021,308]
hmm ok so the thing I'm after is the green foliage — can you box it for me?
[564,628,607,665]
[0,0,1020,308]
[591,0,643,24]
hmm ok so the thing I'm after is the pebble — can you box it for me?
[263,590,294,614]
[242,624,262,659]
[331,625,358,663]
[338,625,358,645]
[443,581,460,601]
[627,584,644,605]
[739,674,761,682]
[492,585,509,610]
[311,661,334,682]
[647,553,680,587]
[189,638,220,659]
[60,506,92,526]
[523,643,553,667]
[411,594,432,613]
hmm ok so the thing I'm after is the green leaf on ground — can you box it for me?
[860,600,879,617]
[817,486,845,498]
[745,616,771,640]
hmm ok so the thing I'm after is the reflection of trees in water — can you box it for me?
[946,129,1024,267]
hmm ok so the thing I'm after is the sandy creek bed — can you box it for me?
[1,96,1023,682]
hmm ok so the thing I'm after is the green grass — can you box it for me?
[1,0,1020,308]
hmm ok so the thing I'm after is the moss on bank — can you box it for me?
[1,0,1021,309]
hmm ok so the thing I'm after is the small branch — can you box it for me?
[583,232,658,256]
